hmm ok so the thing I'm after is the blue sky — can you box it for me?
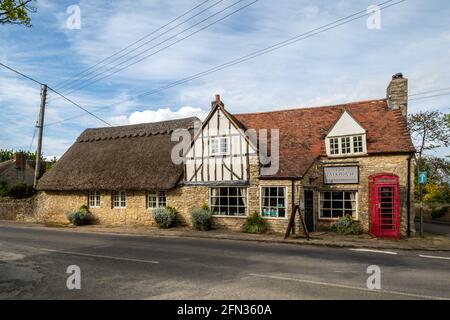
[0,0,449,158]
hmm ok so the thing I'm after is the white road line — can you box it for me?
[419,254,450,261]
[248,273,449,300]
[350,248,398,255]
[40,248,160,264]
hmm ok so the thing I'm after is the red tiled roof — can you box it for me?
[234,99,415,178]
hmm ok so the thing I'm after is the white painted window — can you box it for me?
[261,187,286,218]
[327,135,366,156]
[112,191,126,208]
[319,191,357,219]
[88,191,100,208]
[148,191,167,208]
[210,187,247,216]
[210,137,229,156]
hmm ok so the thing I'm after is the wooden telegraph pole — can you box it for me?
[34,84,48,188]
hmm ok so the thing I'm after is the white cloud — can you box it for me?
[109,106,207,126]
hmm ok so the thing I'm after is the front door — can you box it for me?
[304,190,314,232]
[369,174,400,239]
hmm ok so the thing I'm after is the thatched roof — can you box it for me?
[37,117,199,191]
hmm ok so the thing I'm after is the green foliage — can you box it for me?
[330,215,361,235]
[0,149,36,162]
[0,0,37,27]
[0,181,9,197]
[152,207,177,229]
[8,183,35,199]
[431,206,448,220]
[243,212,267,234]
[190,207,212,231]
[201,203,210,211]
[414,156,450,204]
[66,206,93,226]
[422,182,450,203]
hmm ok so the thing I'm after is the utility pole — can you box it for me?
[34,84,48,188]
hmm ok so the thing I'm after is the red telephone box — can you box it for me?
[369,174,401,239]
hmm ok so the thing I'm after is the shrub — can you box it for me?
[8,183,35,199]
[0,181,9,197]
[152,207,177,229]
[66,206,93,226]
[244,212,267,234]
[330,215,361,235]
[431,206,448,219]
[190,207,212,231]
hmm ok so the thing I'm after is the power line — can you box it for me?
[45,0,405,127]
[409,86,450,97]
[49,0,256,101]
[0,62,112,126]
[0,62,44,86]
[52,0,221,92]
[409,91,450,102]
[47,86,112,127]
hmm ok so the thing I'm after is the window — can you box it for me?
[88,191,101,208]
[327,135,366,156]
[261,187,286,218]
[341,137,351,154]
[353,135,363,153]
[210,137,229,156]
[319,191,357,219]
[210,187,247,216]
[112,191,126,208]
[148,191,167,208]
[329,138,339,155]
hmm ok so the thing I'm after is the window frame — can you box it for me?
[260,186,288,219]
[209,187,248,217]
[326,134,367,157]
[112,191,126,209]
[318,190,358,221]
[88,191,101,208]
[209,136,230,156]
[147,191,167,209]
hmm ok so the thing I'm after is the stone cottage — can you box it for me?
[0,153,41,187]
[37,74,416,238]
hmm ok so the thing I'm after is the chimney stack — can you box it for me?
[14,152,26,171]
[387,73,408,118]
[211,94,223,109]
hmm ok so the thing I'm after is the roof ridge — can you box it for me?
[235,98,388,116]
[86,116,200,132]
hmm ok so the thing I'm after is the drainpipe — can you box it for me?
[292,178,296,234]
[406,154,412,238]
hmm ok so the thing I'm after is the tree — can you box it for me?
[0,149,37,161]
[0,0,36,27]
[408,111,450,204]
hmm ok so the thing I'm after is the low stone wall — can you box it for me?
[0,198,37,222]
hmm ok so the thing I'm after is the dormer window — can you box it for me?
[327,135,367,156]
[325,111,367,157]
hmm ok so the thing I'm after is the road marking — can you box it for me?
[419,254,450,261]
[248,273,449,300]
[40,248,160,264]
[350,248,398,255]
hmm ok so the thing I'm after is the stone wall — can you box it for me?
[0,198,36,222]
[302,154,415,236]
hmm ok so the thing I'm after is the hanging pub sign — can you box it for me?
[324,166,359,184]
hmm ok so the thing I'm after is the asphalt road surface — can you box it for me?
[0,223,449,300]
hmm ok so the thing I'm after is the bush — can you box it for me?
[0,181,9,197]
[244,212,267,234]
[330,215,361,235]
[431,206,448,219]
[190,207,212,231]
[152,207,177,229]
[8,183,35,199]
[66,206,93,226]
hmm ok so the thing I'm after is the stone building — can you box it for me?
[37,74,416,238]
[0,153,39,187]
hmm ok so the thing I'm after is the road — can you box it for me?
[0,223,449,300]
[420,221,450,237]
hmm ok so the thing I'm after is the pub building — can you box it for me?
[37,73,415,238]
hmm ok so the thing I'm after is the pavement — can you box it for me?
[0,222,449,300]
